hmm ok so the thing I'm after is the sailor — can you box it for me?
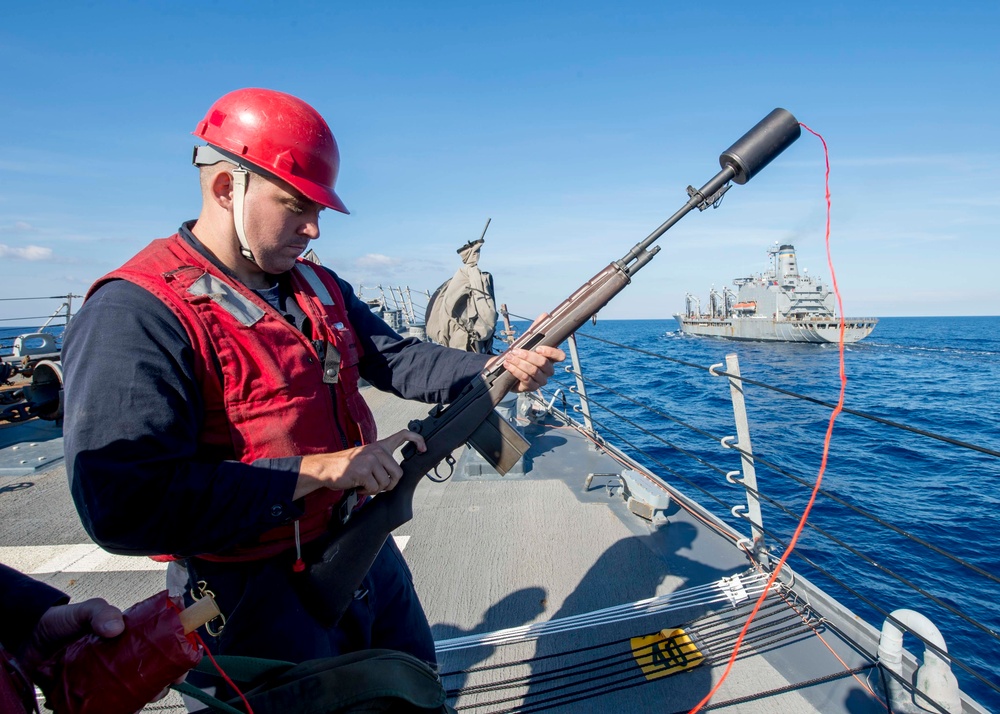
[62,88,564,678]
[426,236,499,354]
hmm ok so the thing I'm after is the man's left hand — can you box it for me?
[503,345,566,393]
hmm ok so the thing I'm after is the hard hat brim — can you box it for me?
[193,142,349,215]
[297,177,350,215]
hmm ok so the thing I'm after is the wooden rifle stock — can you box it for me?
[301,107,802,626]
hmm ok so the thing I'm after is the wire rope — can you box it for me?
[436,573,769,653]
[443,591,872,714]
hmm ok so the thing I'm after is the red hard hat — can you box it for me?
[193,88,349,214]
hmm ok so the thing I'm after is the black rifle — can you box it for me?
[302,108,802,626]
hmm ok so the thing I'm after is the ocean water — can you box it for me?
[0,325,65,354]
[4,317,998,707]
[552,316,1000,710]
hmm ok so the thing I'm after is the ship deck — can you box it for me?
[0,385,907,713]
[370,388,889,713]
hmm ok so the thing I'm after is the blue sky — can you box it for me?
[1,1,997,321]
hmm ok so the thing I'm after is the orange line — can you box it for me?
[687,122,848,713]
[193,631,256,714]
[777,590,889,710]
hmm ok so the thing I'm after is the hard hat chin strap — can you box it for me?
[193,145,257,264]
[230,166,256,264]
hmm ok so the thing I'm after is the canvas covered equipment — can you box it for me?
[425,229,497,354]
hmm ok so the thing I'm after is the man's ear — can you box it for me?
[209,168,235,210]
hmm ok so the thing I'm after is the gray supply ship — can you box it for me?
[675,243,877,343]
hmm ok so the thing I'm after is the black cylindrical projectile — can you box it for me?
[719,108,801,185]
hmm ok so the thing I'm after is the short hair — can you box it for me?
[198,161,239,196]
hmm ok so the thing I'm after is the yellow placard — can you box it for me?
[630,627,704,681]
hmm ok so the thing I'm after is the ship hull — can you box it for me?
[674,315,877,343]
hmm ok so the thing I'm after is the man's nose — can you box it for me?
[299,220,320,240]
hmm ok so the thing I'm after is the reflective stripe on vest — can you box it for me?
[187,272,266,326]
[294,262,336,306]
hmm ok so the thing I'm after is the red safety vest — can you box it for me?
[89,233,377,560]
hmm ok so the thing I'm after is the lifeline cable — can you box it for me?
[550,335,1000,586]
[569,327,1000,461]
[687,121,846,714]
[732,470,1000,642]
[776,588,890,711]
[746,517,1000,698]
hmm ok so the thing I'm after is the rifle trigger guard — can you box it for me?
[429,454,456,483]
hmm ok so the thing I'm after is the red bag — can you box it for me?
[34,591,202,714]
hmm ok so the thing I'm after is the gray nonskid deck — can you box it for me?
[0,388,889,713]
[381,388,885,712]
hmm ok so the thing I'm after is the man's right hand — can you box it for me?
[295,429,426,500]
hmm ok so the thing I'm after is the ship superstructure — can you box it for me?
[675,243,877,343]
